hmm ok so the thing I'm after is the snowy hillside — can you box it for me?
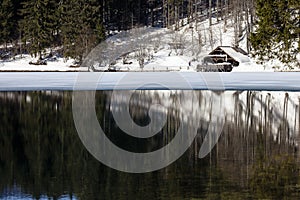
[1,16,298,72]
[83,17,283,72]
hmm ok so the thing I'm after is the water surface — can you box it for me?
[0,90,300,199]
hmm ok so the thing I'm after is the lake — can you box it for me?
[1,90,300,199]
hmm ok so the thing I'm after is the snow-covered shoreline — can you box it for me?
[0,54,88,72]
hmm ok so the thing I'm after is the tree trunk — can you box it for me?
[209,0,212,26]
[245,1,251,53]
[216,0,219,22]
[224,0,228,26]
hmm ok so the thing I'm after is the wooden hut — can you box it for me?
[208,46,250,66]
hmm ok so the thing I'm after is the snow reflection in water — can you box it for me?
[0,90,299,199]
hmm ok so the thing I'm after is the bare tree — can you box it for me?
[171,31,186,55]
[188,0,193,24]
[208,0,212,26]
[209,26,216,50]
[224,0,228,27]
[245,0,251,53]
[219,25,223,46]
[197,29,204,56]
[216,0,220,22]
[233,0,239,46]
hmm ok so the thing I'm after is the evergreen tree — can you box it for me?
[250,0,276,61]
[250,0,300,64]
[286,0,300,60]
[274,0,299,63]
[19,0,59,58]
[0,0,15,48]
[60,0,105,62]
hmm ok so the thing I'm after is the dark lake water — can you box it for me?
[1,90,300,199]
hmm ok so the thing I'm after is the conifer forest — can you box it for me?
[0,0,299,64]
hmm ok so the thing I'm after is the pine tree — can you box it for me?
[60,0,105,62]
[19,0,59,58]
[250,0,300,64]
[283,0,300,62]
[0,0,15,48]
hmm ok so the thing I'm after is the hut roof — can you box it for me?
[210,46,251,64]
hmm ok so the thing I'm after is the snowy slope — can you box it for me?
[87,17,298,72]
[1,16,298,72]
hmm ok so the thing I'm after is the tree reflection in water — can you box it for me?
[0,91,300,199]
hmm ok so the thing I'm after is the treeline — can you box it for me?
[0,0,299,64]
[0,0,256,61]
[0,0,106,60]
